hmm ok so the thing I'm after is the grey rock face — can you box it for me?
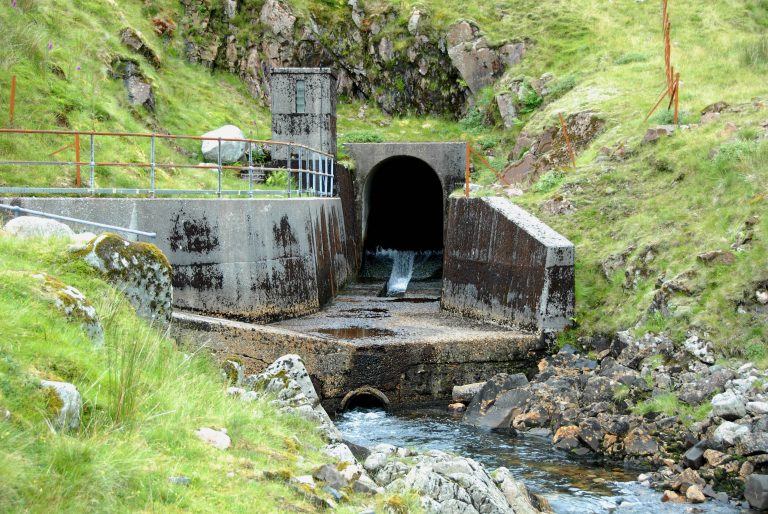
[119,27,161,68]
[201,125,246,164]
[712,421,750,446]
[34,273,104,346]
[452,382,487,403]
[4,216,75,239]
[41,380,81,431]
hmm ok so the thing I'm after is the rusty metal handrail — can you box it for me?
[0,127,336,198]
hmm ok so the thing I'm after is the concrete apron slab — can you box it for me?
[173,281,544,412]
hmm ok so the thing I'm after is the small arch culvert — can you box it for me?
[339,386,390,411]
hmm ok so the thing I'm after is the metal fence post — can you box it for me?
[217,137,222,198]
[287,146,292,198]
[298,148,303,197]
[149,134,156,198]
[89,134,95,195]
[248,143,253,198]
[331,157,335,197]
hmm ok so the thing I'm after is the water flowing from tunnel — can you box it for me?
[386,250,416,296]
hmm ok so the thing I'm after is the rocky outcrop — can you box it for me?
[79,233,173,328]
[503,111,605,184]
[109,58,155,111]
[200,125,246,163]
[179,0,515,116]
[459,333,768,507]
[119,27,161,68]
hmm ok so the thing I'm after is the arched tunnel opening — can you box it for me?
[364,156,443,252]
[361,156,444,294]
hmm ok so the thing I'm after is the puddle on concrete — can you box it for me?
[388,297,439,303]
[315,326,396,339]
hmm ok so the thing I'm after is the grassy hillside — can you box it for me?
[0,233,406,512]
[1,0,766,358]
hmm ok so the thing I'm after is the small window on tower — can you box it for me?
[296,80,306,113]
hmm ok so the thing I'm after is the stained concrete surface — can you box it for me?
[174,280,544,411]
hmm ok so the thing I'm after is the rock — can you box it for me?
[739,432,768,456]
[352,475,382,495]
[661,490,684,503]
[702,101,729,115]
[452,382,486,403]
[748,401,768,416]
[682,442,708,469]
[447,403,466,413]
[4,216,75,239]
[111,59,155,111]
[463,373,529,429]
[642,125,675,144]
[686,484,706,503]
[541,196,576,216]
[201,125,246,164]
[363,452,388,472]
[169,476,191,486]
[578,418,605,453]
[496,93,518,129]
[703,449,730,467]
[79,233,173,328]
[553,425,582,451]
[221,359,244,386]
[34,273,104,346]
[313,464,348,489]
[246,355,342,442]
[745,474,768,510]
[407,9,422,35]
[119,27,160,68]
[711,390,746,420]
[322,443,357,464]
[446,20,507,94]
[623,427,659,457]
[41,380,81,431]
[697,250,736,265]
[672,468,705,494]
[582,376,618,404]
[683,335,715,365]
[259,0,296,38]
[493,467,546,514]
[195,427,231,450]
[712,420,750,446]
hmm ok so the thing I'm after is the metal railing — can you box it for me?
[0,128,336,198]
[0,203,157,239]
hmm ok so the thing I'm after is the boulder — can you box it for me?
[201,125,246,164]
[195,427,231,449]
[260,0,296,38]
[41,380,81,431]
[35,273,104,346]
[4,216,75,239]
[623,427,659,457]
[463,373,529,429]
[111,59,155,111]
[452,382,487,403]
[685,484,706,503]
[683,335,714,365]
[79,233,173,328]
[712,420,749,446]
[496,93,518,129]
[711,390,746,420]
[682,442,708,469]
[745,474,768,510]
[245,354,342,442]
[697,250,736,265]
[642,125,675,144]
[492,467,547,514]
[313,464,348,489]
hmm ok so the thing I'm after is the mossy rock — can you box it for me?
[79,233,173,329]
[35,273,105,346]
[40,380,82,431]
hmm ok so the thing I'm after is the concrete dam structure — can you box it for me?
[1,68,575,412]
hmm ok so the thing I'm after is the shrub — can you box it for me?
[344,130,384,143]
[532,170,565,193]
[518,82,543,113]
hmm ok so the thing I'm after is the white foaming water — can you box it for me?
[385,250,416,296]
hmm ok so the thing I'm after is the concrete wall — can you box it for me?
[271,67,337,160]
[441,196,575,333]
[344,142,467,251]
[1,198,351,322]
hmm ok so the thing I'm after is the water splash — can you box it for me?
[386,250,416,296]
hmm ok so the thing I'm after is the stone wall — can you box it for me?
[1,198,351,322]
[441,196,575,333]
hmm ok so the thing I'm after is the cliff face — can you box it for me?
[179,0,524,117]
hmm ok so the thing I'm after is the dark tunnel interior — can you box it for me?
[364,156,444,252]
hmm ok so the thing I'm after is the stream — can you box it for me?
[336,407,741,513]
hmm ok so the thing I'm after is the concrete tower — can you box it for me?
[270,68,337,160]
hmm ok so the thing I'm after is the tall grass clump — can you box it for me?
[741,36,768,68]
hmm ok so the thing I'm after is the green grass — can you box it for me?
[633,393,712,426]
[0,234,393,513]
